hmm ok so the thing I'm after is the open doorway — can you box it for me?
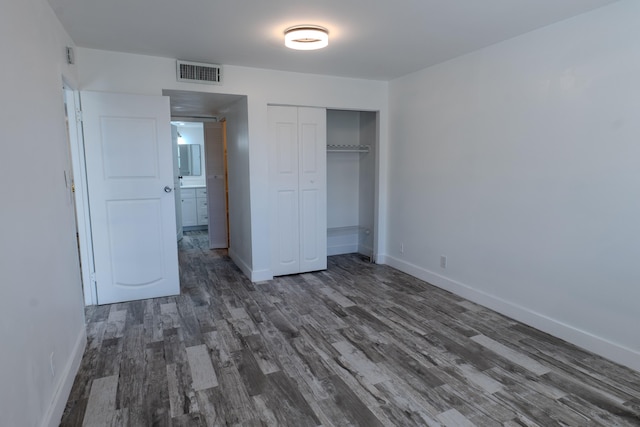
[171,119,227,249]
[65,88,249,306]
[163,89,248,267]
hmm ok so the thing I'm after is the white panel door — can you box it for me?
[82,91,180,304]
[269,106,300,275]
[298,107,327,273]
[269,106,326,276]
[204,122,228,248]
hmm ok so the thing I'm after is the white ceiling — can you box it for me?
[163,90,244,118]
[48,0,619,81]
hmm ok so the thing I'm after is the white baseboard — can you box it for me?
[228,247,273,282]
[250,269,273,282]
[228,247,252,279]
[358,244,373,258]
[382,254,640,373]
[41,327,87,427]
[328,243,359,256]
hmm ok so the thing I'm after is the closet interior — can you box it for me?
[326,109,377,260]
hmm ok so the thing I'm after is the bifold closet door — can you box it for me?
[269,106,327,276]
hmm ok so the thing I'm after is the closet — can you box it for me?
[269,106,327,276]
[268,106,377,277]
[326,109,376,260]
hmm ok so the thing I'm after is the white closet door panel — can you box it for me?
[274,115,299,185]
[269,106,300,276]
[276,189,299,266]
[269,106,326,276]
[300,189,320,263]
[298,107,327,273]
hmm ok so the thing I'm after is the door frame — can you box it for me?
[171,124,183,241]
[63,84,97,305]
[204,121,229,249]
[172,116,229,248]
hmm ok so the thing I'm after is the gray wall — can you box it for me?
[0,0,87,425]
[386,0,640,371]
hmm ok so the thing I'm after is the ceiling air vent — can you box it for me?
[176,60,223,85]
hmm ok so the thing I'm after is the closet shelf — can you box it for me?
[327,225,371,235]
[327,144,370,153]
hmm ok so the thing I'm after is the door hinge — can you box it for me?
[75,109,83,123]
[90,272,96,283]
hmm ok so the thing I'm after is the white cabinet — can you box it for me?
[181,189,197,227]
[268,106,327,276]
[196,187,208,226]
[181,187,208,227]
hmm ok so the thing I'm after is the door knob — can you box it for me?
[164,186,173,193]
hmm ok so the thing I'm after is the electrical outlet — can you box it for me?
[440,255,447,269]
[49,352,55,377]
[400,243,404,254]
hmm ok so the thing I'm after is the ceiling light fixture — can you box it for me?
[284,25,329,50]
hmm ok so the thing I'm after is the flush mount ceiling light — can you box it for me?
[284,25,329,50]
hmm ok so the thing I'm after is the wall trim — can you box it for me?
[41,327,87,427]
[328,244,359,256]
[381,254,640,373]
[250,268,274,282]
[358,244,373,259]
[228,247,273,282]
[65,88,96,306]
[228,247,252,279]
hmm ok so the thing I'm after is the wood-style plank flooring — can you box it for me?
[61,231,640,426]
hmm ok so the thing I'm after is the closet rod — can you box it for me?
[326,144,370,153]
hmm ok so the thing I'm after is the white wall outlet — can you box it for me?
[49,352,55,377]
[440,255,447,269]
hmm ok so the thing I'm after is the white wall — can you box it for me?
[326,110,378,257]
[386,0,640,371]
[359,112,377,256]
[222,98,253,275]
[327,110,361,256]
[0,0,87,426]
[327,110,361,229]
[77,48,389,280]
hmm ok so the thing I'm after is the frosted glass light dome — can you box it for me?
[284,25,329,50]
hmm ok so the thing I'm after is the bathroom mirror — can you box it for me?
[178,144,202,176]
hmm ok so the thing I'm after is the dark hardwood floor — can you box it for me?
[61,231,640,426]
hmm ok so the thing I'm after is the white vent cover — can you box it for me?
[176,60,222,85]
